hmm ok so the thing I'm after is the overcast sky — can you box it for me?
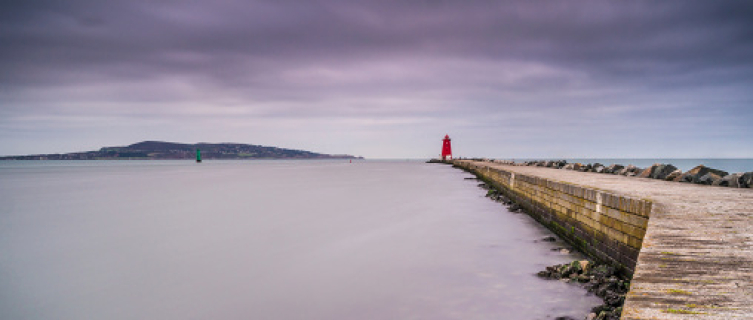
[2,1,752,158]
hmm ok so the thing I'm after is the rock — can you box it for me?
[605,164,624,174]
[509,203,522,212]
[618,165,638,175]
[539,261,627,320]
[740,172,753,188]
[592,163,606,173]
[591,265,615,279]
[612,307,623,318]
[677,165,729,183]
[650,164,678,180]
[638,163,660,178]
[715,173,741,187]
[591,305,610,315]
[569,260,582,274]
[698,172,722,185]
[560,248,571,254]
[605,292,624,306]
[542,236,557,242]
[555,317,577,320]
[579,260,591,273]
[665,169,683,181]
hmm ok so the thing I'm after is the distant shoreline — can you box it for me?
[0,140,362,161]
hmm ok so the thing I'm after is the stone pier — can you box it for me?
[452,160,753,319]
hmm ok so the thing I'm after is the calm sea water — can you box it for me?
[0,160,600,320]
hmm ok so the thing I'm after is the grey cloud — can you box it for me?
[1,0,752,157]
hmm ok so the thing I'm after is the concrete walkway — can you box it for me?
[465,162,753,319]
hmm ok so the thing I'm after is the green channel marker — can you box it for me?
[196,148,202,163]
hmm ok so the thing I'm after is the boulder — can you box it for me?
[618,165,639,176]
[650,164,678,180]
[605,164,624,174]
[698,173,722,185]
[569,260,583,274]
[593,163,606,173]
[638,164,661,178]
[714,174,741,188]
[677,165,729,184]
[740,172,753,188]
[664,169,683,181]
[579,260,591,274]
[542,236,557,242]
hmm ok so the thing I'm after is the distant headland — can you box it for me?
[0,141,363,160]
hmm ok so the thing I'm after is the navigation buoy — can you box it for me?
[441,135,452,160]
[196,148,202,163]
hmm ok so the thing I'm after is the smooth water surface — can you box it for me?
[1,160,600,320]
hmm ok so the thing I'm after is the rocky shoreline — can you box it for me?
[475,179,626,320]
[537,260,627,320]
[458,158,753,189]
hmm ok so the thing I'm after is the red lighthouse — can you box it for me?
[441,135,452,160]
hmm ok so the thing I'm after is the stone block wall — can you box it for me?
[454,161,652,276]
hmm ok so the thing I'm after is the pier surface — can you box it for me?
[456,161,753,319]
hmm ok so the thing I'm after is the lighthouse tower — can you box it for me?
[441,135,452,160]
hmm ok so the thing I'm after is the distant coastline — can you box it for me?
[0,141,363,160]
